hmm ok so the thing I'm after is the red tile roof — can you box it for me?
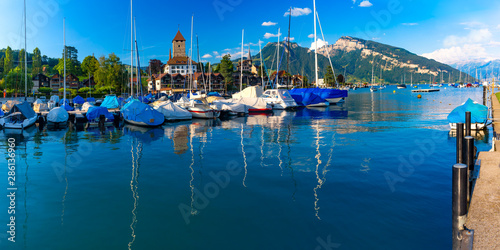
[173,30,186,42]
[167,56,197,66]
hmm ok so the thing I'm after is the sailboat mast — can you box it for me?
[24,0,27,100]
[276,28,280,88]
[287,6,291,89]
[134,17,139,96]
[190,14,193,96]
[130,0,133,97]
[63,18,66,104]
[259,40,264,91]
[314,0,318,87]
[240,29,244,92]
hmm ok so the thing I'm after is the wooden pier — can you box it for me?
[411,89,440,93]
[464,90,500,249]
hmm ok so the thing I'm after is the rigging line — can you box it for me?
[316,10,338,88]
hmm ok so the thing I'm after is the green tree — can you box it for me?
[324,65,334,86]
[18,49,26,74]
[54,46,82,76]
[219,54,234,92]
[4,47,13,77]
[81,55,99,76]
[39,87,52,94]
[32,47,42,75]
[0,56,4,77]
[256,64,267,77]
[95,53,126,94]
[336,74,345,85]
[5,67,33,95]
[303,76,309,87]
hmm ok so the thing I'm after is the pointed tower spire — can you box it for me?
[248,45,251,61]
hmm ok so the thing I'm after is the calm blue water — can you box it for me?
[0,86,491,249]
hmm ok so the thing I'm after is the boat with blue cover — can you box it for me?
[86,106,115,128]
[447,98,489,130]
[121,99,165,127]
[289,88,329,107]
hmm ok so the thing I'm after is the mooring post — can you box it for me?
[452,163,468,250]
[465,136,475,172]
[465,111,471,137]
[483,86,487,106]
[456,123,464,164]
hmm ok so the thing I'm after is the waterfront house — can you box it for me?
[50,73,62,91]
[81,76,96,89]
[32,73,50,92]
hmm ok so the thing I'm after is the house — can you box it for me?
[66,74,80,89]
[236,46,257,74]
[32,73,50,92]
[50,73,62,91]
[192,73,225,93]
[163,30,198,76]
[81,76,96,89]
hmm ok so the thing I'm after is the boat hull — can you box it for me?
[306,102,329,107]
[188,108,220,119]
[325,97,344,104]
[1,115,37,129]
[449,123,487,130]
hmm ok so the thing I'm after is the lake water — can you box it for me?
[0,86,491,249]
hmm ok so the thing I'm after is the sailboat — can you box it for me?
[47,18,70,128]
[0,0,38,129]
[120,1,164,127]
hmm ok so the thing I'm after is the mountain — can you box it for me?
[450,59,500,81]
[251,36,472,84]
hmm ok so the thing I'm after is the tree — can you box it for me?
[256,63,267,77]
[54,46,81,76]
[4,47,13,77]
[54,58,75,75]
[32,47,42,75]
[147,59,163,75]
[81,55,99,76]
[0,56,4,77]
[5,67,33,95]
[95,53,127,94]
[336,74,345,85]
[18,49,26,74]
[219,54,234,92]
[303,76,309,87]
[39,87,52,94]
[324,65,334,86]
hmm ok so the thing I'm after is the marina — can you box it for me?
[0,87,494,249]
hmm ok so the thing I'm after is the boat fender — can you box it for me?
[393,90,396,93]
[417,94,422,99]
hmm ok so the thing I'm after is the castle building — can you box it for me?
[237,46,257,74]
[164,30,197,76]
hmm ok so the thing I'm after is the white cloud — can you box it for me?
[310,39,328,50]
[443,29,492,47]
[202,54,212,58]
[264,32,282,39]
[359,1,373,7]
[421,44,493,64]
[460,21,485,29]
[284,7,312,17]
[308,34,314,39]
[402,23,418,26]
[262,21,277,26]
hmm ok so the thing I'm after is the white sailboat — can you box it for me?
[0,0,38,129]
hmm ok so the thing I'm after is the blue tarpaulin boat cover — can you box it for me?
[289,88,327,106]
[7,102,36,119]
[62,104,74,111]
[59,99,70,105]
[86,97,96,103]
[0,109,4,116]
[208,92,221,97]
[447,98,488,124]
[313,88,348,99]
[73,95,85,104]
[86,106,114,121]
[121,100,164,126]
[101,95,120,109]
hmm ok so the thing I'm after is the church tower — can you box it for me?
[172,30,186,57]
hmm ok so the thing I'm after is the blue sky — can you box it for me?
[2,0,500,66]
